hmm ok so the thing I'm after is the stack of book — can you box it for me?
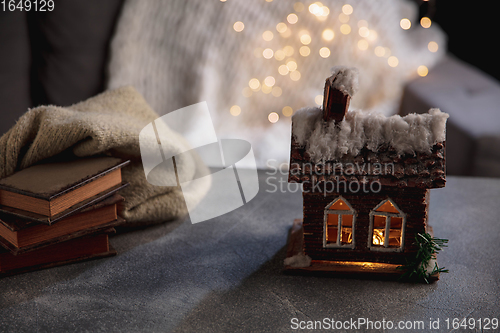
[0,156,129,276]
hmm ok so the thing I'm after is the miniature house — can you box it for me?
[286,67,449,277]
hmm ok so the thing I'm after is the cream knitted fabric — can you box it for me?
[107,0,446,167]
[0,86,211,225]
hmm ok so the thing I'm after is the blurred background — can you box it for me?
[1,0,499,176]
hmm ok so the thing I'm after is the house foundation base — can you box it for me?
[284,219,439,282]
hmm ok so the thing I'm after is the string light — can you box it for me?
[282,106,293,117]
[388,56,399,67]
[340,24,351,34]
[342,4,353,15]
[400,18,411,30]
[249,78,260,90]
[233,21,244,32]
[272,86,282,97]
[278,64,289,75]
[319,47,331,58]
[230,105,241,116]
[268,112,279,123]
[322,29,335,41]
[263,48,274,59]
[357,39,369,50]
[417,65,429,77]
[428,41,439,52]
[299,46,311,56]
[276,22,287,33]
[287,13,298,24]
[262,30,274,41]
[290,70,301,81]
[420,17,431,28]
[264,76,276,87]
[315,95,324,105]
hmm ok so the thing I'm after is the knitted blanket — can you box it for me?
[0,86,211,225]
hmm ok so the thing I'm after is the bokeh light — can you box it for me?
[319,47,331,58]
[417,65,429,77]
[268,112,279,123]
[233,21,244,32]
[322,29,335,41]
[400,18,411,30]
[428,41,439,52]
[282,106,294,117]
[230,105,241,116]
[287,13,298,24]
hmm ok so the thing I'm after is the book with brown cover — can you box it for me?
[0,157,130,224]
[0,231,116,277]
[0,195,125,255]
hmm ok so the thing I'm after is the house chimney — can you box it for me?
[322,66,359,124]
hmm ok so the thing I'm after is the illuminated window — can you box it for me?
[323,196,356,249]
[368,199,406,252]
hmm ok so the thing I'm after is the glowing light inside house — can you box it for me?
[372,229,385,245]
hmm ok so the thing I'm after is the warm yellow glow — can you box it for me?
[299,46,311,57]
[428,41,439,52]
[262,30,274,41]
[293,2,304,12]
[338,13,350,23]
[342,4,353,15]
[372,229,384,245]
[233,21,244,32]
[280,28,292,38]
[272,86,282,97]
[220,0,227,2]
[248,78,260,90]
[374,46,385,57]
[282,106,293,117]
[265,0,273,2]
[287,13,298,24]
[357,19,368,28]
[300,34,312,45]
[290,70,301,81]
[268,112,279,123]
[262,84,272,94]
[264,76,275,87]
[276,22,288,33]
[242,87,252,98]
[286,60,298,71]
[417,65,429,77]
[274,49,285,61]
[263,48,274,59]
[314,95,323,105]
[319,47,330,58]
[367,29,378,41]
[340,24,351,35]
[388,56,399,67]
[253,48,263,58]
[358,26,369,38]
[420,16,432,28]
[400,18,411,30]
[322,29,335,41]
[320,6,330,17]
[230,105,241,116]
[283,45,294,56]
[278,64,289,75]
[308,3,321,15]
[357,39,368,50]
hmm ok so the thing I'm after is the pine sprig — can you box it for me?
[398,233,449,283]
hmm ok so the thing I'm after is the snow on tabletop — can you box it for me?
[328,66,359,97]
[292,107,449,163]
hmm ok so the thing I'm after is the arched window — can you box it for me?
[323,196,356,249]
[369,199,406,252]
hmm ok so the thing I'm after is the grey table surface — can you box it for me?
[1,171,499,332]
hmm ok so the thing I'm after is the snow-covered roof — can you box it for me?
[292,107,449,163]
[327,66,359,97]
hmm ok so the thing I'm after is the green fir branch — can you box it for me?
[397,233,449,283]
